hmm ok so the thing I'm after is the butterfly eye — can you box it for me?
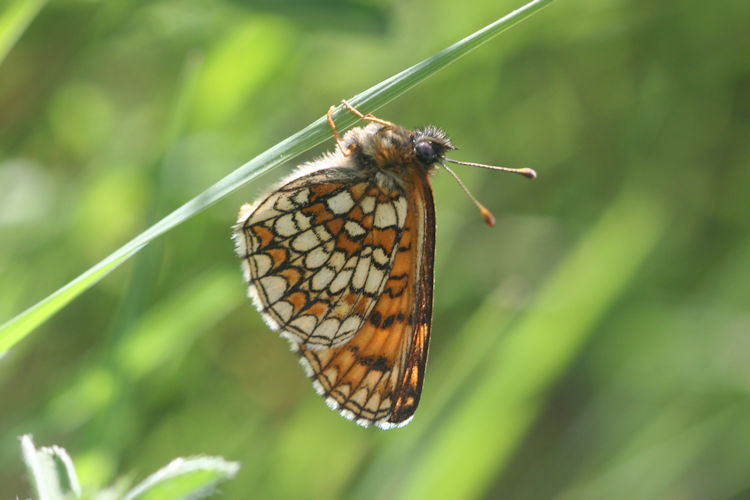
[415,140,440,164]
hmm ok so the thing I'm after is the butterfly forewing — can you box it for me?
[390,172,435,425]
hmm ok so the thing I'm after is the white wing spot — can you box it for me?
[271,300,294,323]
[327,190,355,214]
[274,213,298,237]
[274,193,297,212]
[251,253,272,277]
[259,276,287,304]
[328,251,346,272]
[394,196,408,226]
[304,245,329,269]
[344,220,366,238]
[291,188,309,206]
[313,225,333,242]
[311,266,336,291]
[360,196,376,214]
[352,255,372,290]
[290,315,318,334]
[291,229,319,252]
[364,267,385,294]
[372,247,389,266]
[313,318,341,340]
[328,269,353,294]
[294,210,312,230]
[374,202,397,228]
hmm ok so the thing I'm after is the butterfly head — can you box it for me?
[412,125,457,168]
[346,123,456,175]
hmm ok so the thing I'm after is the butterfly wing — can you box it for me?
[234,166,409,349]
[389,171,435,426]
[296,170,436,428]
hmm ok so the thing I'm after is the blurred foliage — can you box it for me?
[1,0,749,499]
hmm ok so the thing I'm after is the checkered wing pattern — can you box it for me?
[235,165,435,428]
[234,168,408,349]
[296,177,434,428]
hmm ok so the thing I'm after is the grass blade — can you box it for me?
[0,0,554,354]
[0,0,46,66]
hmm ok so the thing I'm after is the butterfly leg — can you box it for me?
[340,100,395,128]
[327,100,397,157]
[327,105,357,157]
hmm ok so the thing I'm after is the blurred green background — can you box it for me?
[2,0,749,498]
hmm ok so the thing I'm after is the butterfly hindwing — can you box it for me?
[234,167,409,349]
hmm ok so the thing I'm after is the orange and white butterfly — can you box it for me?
[233,101,535,429]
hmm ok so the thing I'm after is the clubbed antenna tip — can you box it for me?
[442,158,537,227]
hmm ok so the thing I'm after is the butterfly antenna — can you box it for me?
[441,160,537,227]
[445,158,537,179]
[441,162,497,227]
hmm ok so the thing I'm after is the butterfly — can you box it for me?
[233,101,535,429]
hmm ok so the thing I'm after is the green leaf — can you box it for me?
[18,436,239,500]
[0,0,555,354]
[122,456,240,500]
[21,434,82,500]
